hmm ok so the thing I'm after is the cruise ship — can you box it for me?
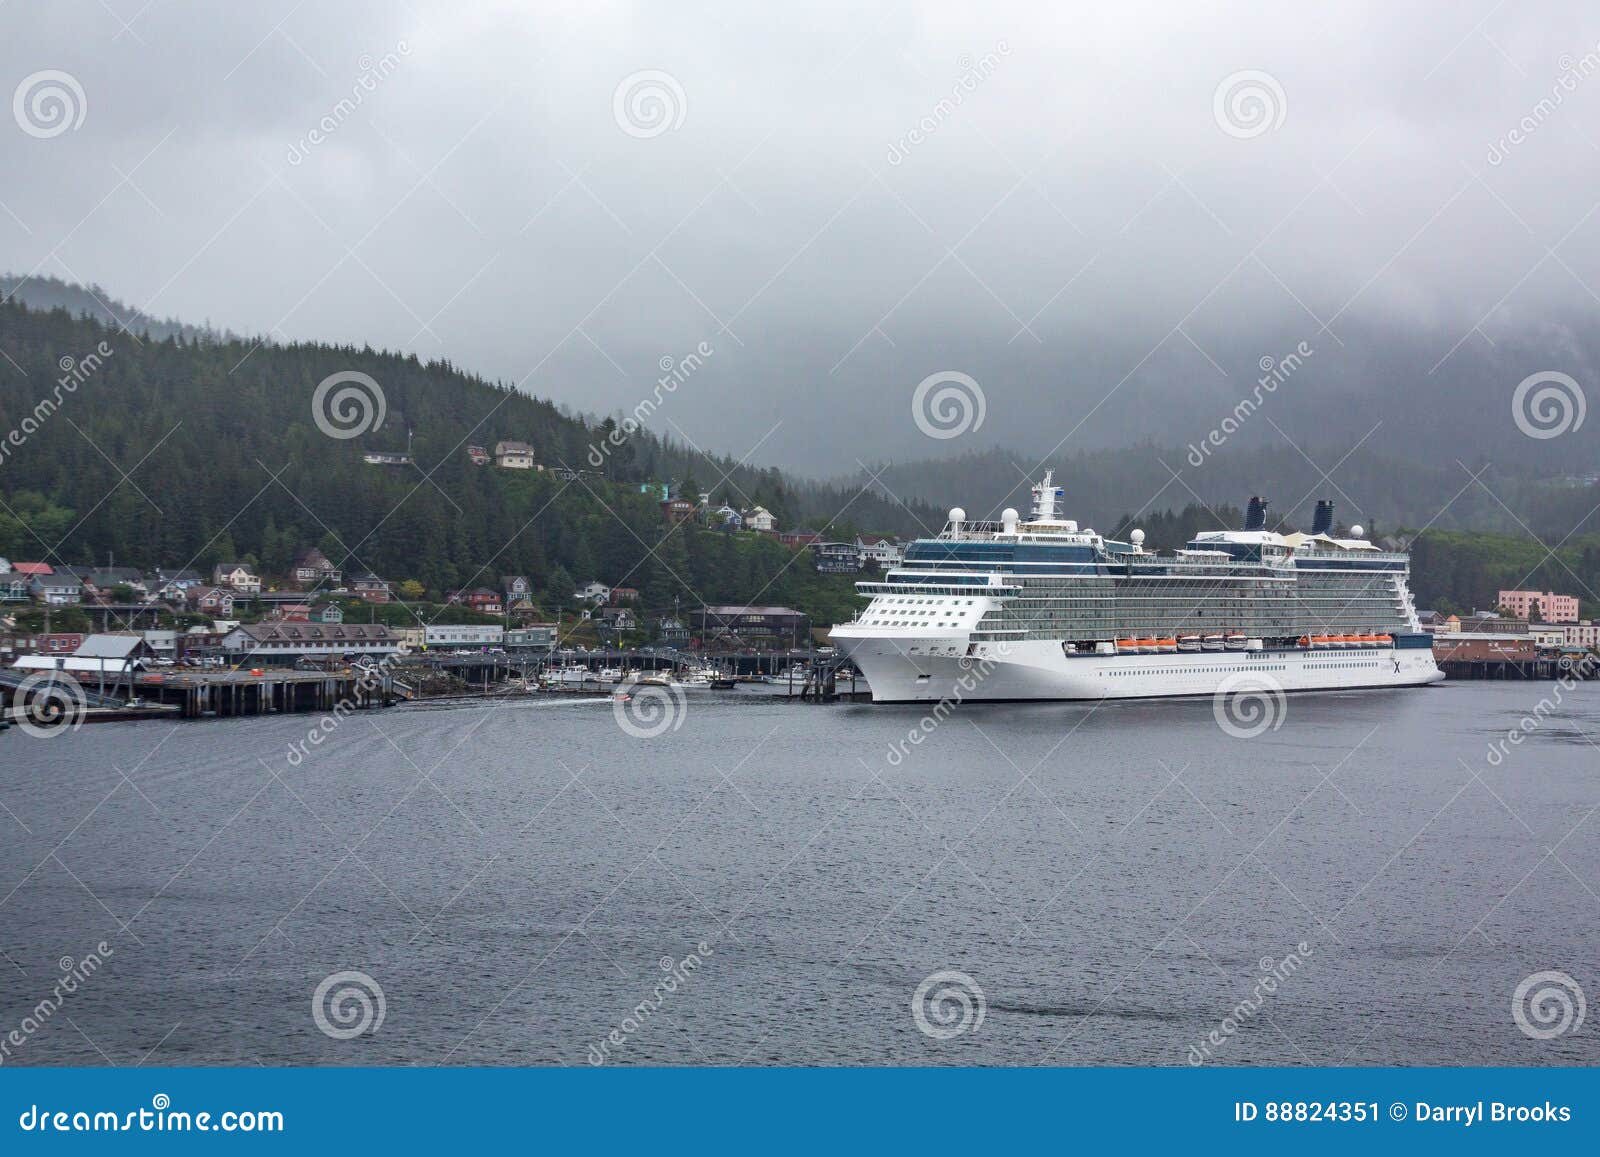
[829,473,1444,702]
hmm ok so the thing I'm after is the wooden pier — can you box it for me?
[135,668,401,719]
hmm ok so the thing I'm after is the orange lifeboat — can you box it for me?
[1155,637,1178,652]
[1297,635,1312,648]
[1115,638,1139,653]
[1136,638,1159,653]
[1310,635,1333,649]
[1376,633,1394,646]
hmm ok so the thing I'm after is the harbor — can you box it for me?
[0,647,870,729]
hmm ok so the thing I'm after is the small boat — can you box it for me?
[545,664,596,687]
[1310,635,1333,649]
[710,676,737,690]
[762,663,810,684]
[1136,638,1159,653]
[1115,638,1140,654]
[1201,634,1225,652]
[1224,634,1247,650]
[1376,633,1394,646]
[1177,635,1202,652]
[1155,637,1178,653]
[1297,635,1312,648]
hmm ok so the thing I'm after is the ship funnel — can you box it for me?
[1244,496,1269,531]
[1311,499,1335,536]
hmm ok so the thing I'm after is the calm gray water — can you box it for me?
[2,681,1597,1067]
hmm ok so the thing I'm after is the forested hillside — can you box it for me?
[0,297,929,625]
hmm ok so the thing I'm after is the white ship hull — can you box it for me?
[830,633,1443,703]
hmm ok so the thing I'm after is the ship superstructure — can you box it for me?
[829,473,1443,702]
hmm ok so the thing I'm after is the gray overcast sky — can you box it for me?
[3,1,1599,472]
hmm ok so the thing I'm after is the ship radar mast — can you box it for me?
[1031,471,1063,521]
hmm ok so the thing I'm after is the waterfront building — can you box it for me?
[422,624,504,648]
[693,604,809,647]
[506,624,559,651]
[221,622,401,661]
[1498,589,1579,622]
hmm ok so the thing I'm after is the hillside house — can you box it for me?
[811,542,863,574]
[30,575,82,605]
[212,563,261,594]
[291,548,342,588]
[448,588,504,614]
[349,571,392,603]
[187,586,236,616]
[660,497,696,524]
[494,440,536,469]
